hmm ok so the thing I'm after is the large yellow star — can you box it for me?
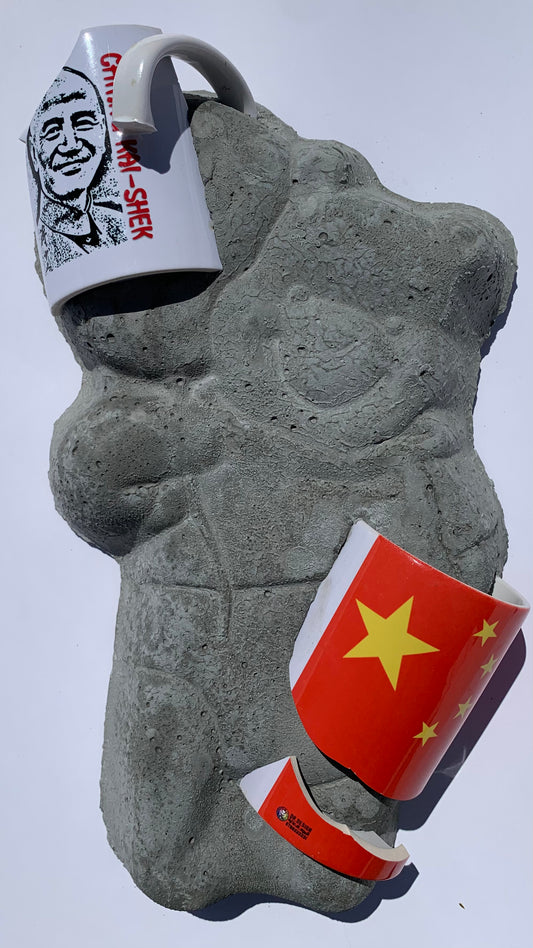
[343,596,439,689]
[473,619,498,646]
[413,721,439,746]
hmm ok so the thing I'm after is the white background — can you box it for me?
[1,1,531,946]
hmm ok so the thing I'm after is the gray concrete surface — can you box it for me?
[48,96,516,912]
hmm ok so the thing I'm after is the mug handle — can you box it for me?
[113,33,257,134]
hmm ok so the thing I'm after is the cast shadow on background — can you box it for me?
[479,275,515,361]
[193,862,419,923]
[194,629,526,923]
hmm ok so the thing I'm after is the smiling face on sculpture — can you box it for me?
[48,96,516,912]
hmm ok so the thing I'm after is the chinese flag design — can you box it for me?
[290,524,529,800]
[240,756,409,881]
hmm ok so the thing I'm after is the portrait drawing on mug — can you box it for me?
[27,66,127,272]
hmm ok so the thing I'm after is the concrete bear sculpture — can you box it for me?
[48,95,515,912]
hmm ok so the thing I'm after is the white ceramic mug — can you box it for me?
[23,25,256,314]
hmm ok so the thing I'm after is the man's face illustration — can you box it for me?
[31,71,107,202]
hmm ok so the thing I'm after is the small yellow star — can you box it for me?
[454,697,474,719]
[413,721,439,746]
[473,619,498,646]
[344,596,439,689]
[480,654,498,678]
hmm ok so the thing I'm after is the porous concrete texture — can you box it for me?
[48,95,516,913]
